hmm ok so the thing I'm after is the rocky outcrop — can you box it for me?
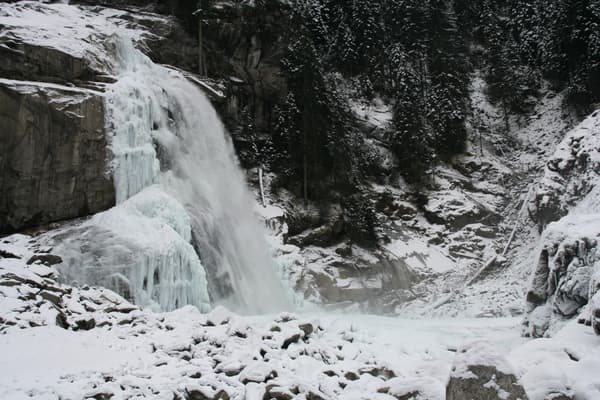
[447,342,529,400]
[423,189,502,231]
[301,248,419,312]
[0,40,107,85]
[523,215,600,337]
[523,113,600,337]
[528,111,600,230]
[0,80,114,232]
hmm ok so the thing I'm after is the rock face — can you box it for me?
[523,215,600,337]
[0,41,104,85]
[0,80,114,232]
[446,342,529,400]
[201,0,289,131]
[524,113,600,337]
[528,110,600,231]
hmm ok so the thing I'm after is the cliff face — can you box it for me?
[0,1,201,232]
[523,111,600,337]
[201,0,289,132]
[0,80,113,232]
[0,15,116,232]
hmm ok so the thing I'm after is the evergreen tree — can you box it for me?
[427,0,469,156]
[389,50,434,181]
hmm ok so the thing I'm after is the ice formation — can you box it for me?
[54,186,211,312]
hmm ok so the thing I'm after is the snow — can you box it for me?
[512,317,600,400]
[531,110,600,222]
[0,327,137,391]
[394,72,578,320]
[384,236,455,275]
[0,1,151,73]
[450,340,515,379]
[0,78,104,96]
[3,232,600,400]
[350,96,394,130]
[523,111,600,336]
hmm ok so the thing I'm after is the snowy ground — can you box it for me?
[2,236,600,400]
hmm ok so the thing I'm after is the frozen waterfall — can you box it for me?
[55,36,291,314]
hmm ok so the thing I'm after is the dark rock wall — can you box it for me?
[0,41,102,84]
[202,0,289,131]
[0,82,114,232]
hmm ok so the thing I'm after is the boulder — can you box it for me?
[287,224,340,248]
[75,317,97,331]
[423,190,501,230]
[264,385,294,400]
[378,377,444,400]
[27,254,63,266]
[446,341,528,400]
[281,333,301,350]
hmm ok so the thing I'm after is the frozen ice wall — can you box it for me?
[62,36,290,314]
[55,187,211,312]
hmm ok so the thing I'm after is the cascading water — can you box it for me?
[56,35,291,314]
[111,37,291,313]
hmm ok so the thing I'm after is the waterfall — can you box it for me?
[54,36,291,314]
[55,36,291,314]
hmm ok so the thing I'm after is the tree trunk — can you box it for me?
[197,11,205,76]
[503,100,510,134]
[258,166,266,207]
[303,149,308,207]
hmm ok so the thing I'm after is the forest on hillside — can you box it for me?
[227,0,600,193]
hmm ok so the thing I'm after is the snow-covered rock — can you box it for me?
[3,245,600,400]
[524,112,600,337]
[523,214,600,337]
[447,341,528,400]
[529,110,600,229]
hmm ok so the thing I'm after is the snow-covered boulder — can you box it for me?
[423,189,501,230]
[446,341,528,400]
